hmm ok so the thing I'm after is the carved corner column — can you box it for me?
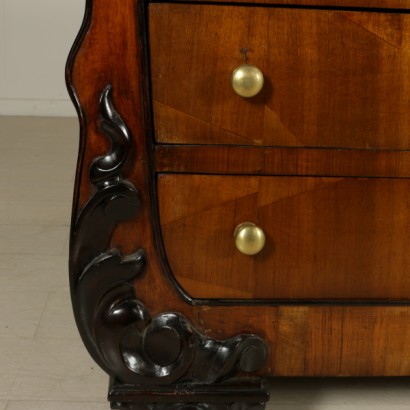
[66,1,269,409]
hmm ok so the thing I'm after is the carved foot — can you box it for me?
[108,377,268,410]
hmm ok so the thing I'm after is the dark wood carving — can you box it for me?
[108,378,268,410]
[69,86,269,409]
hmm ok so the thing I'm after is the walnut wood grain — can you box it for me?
[150,4,410,150]
[198,305,410,376]
[169,0,410,9]
[67,0,410,381]
[157,174,410,300]
[155,145,410,177]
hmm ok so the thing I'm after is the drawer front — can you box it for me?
[157,174,410,300]
[149,4,410,149]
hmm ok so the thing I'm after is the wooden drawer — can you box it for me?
[149,4,410,149]
[157,174,410,300]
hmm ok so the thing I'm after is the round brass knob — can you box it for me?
[231,64,264,98]
[234,222,266,255]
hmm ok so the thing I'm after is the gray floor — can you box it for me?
[0,116,409,409]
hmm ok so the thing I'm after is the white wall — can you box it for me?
[0,0,85,116]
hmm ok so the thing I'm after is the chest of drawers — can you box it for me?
[67,1,410,409]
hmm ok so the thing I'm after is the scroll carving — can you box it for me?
[69,86,269,409]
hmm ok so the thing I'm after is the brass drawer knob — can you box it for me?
[231,64,264,98]
[234,222,266,255]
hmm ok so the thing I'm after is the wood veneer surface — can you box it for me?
[69,0,410,377]
[150,4,410,149]
[197,305,410,376]
[155,145,410,177]
[158,174,410,300]
[168,0,410,9]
